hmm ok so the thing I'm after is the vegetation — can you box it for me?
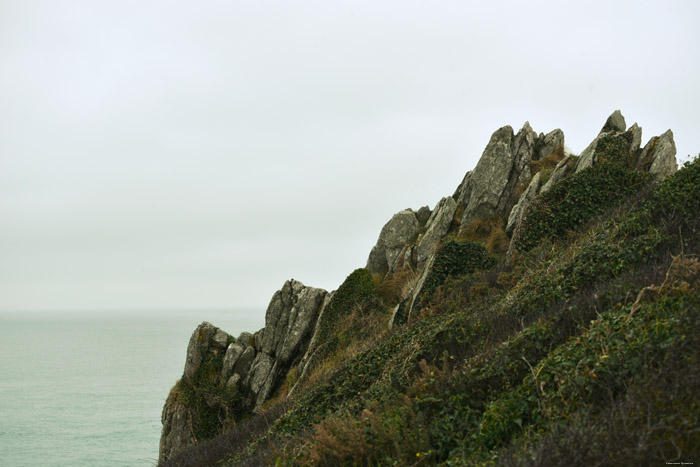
[163,155,700,466]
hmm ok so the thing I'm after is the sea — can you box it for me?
[0,309,265,467]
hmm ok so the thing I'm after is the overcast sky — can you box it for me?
[1,0,699,312]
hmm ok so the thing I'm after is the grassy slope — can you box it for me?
[165,155,700,466]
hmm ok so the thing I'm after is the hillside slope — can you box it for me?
[159,112,699,466]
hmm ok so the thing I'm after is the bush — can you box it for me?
[516,162,649,252]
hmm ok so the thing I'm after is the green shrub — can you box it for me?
[516,162,649,252]
[418,240,496,306]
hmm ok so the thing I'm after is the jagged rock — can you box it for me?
[220,342,246,385]
[183,322,231,382]
[233,346,255,378]
[366,210,420,274]
[628,123,642,154]
[535,129,565,161]
[159,397,195,464]
[540,155,575,194]
[458,123,537,228]
[288,292,334,398]
[416,197,457,267]
[243,279,326,407]
[260,280,326,362]
[601,109,626,134]
[453,171,473,206]
[237,332,254,347]
[639,130,677,182]
[506,172,541,235]
[246,352,276,397]
[415,206,432,226]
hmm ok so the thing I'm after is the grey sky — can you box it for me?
[2,0,699,311]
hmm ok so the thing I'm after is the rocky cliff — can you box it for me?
[159,111,692,465]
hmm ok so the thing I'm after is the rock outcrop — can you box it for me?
[160,111,681,464]
[638,130,678,182]
[159,280,327,464]
[243,279,327,407]
[160,322,233,464]
[366,209,423,274]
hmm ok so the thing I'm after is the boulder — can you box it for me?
[416,197,457,267]
[639,130,677,182]
[366,209,421,274]
[535,129,565,161]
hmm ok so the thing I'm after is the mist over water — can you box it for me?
[0,309,264,467]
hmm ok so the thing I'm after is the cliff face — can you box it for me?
[159,112,697,466]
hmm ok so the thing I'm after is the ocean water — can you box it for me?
[0,309,264,467]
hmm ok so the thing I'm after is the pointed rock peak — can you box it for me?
[600,110,626,134]
[490,125,514,143]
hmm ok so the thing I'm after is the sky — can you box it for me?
[1,0,699,312]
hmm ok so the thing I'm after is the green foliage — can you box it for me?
[516,161,649,252]
[418,240,496,305]
[312,268,384,357]
[185,148,700,467]
[176,349,250,441]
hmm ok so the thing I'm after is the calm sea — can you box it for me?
[0,309,264,467]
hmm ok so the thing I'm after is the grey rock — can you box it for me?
[506,172,541,235]
[288,291,334,398]
[536,129,565,161]
[241,279,326,408]
[245,352,275,396]
[159,397,195,464]
[600,109,626,134]
[627,123,642,154]
[260,279,326,363]
[644,130,678,182]
[415,205,432,226]
[183,322,231,383]
[213,329,230,349]
[237,332,254,347]
[453,171,473,206]
[540,155,575,194]
[459,123,536,227]
[220,342,246,385]
[460,125,515,224]
[233,346,256,378]
[416,197,457,267]
[366,210,420,274]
